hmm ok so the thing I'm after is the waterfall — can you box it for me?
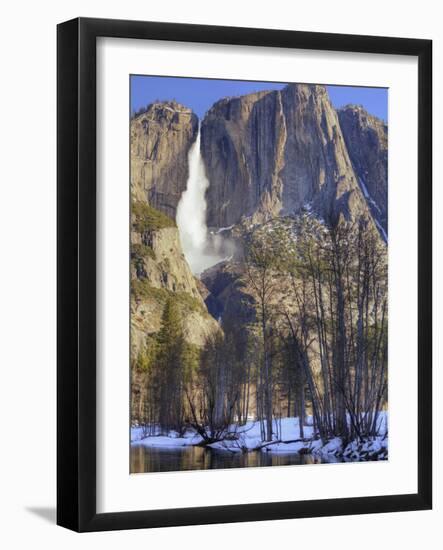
[176,128,223,275]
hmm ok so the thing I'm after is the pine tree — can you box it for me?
[153,297,187,434]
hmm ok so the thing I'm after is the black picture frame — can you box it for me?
[57,17,432,532]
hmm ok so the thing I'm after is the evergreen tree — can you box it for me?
[153,297,187,434]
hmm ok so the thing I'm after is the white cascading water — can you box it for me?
[176,128,223,275]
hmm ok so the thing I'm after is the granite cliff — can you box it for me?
[338,104,388,235]
[200,84,386,238]
[130,201,218,357]
[131,100,198,218]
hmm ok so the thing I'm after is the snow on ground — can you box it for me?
[208,417,314,453]
[131,427,203,447]
[131,413,388,460]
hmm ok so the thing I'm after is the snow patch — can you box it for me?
[216,224,234,234]
[131,413,388,461]
[358,177,387,241]
[358,177,370,199]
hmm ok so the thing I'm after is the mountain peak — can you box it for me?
[133,100,194,120]
[201,80,377,232]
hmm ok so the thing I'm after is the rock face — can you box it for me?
[131,225,200,296]
[201,90,285,227]
[130,203,219,358]
[130,202,219,425]
[131,87,388,240]
[201,260,254,323]
[131,101,198,218]
[201,84,382,233]
[337,105,388,234]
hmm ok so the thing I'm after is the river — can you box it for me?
[130,444,340,473]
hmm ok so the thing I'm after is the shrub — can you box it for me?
[131,280,169,302]
[132,201,176,232]
[131,281,209,318]
[131,243,155,261]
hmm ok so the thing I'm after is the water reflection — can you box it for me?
[130,444,337,474]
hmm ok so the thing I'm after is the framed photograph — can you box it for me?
[57,17,432,532]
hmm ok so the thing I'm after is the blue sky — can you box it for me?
[131,75,387,122]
